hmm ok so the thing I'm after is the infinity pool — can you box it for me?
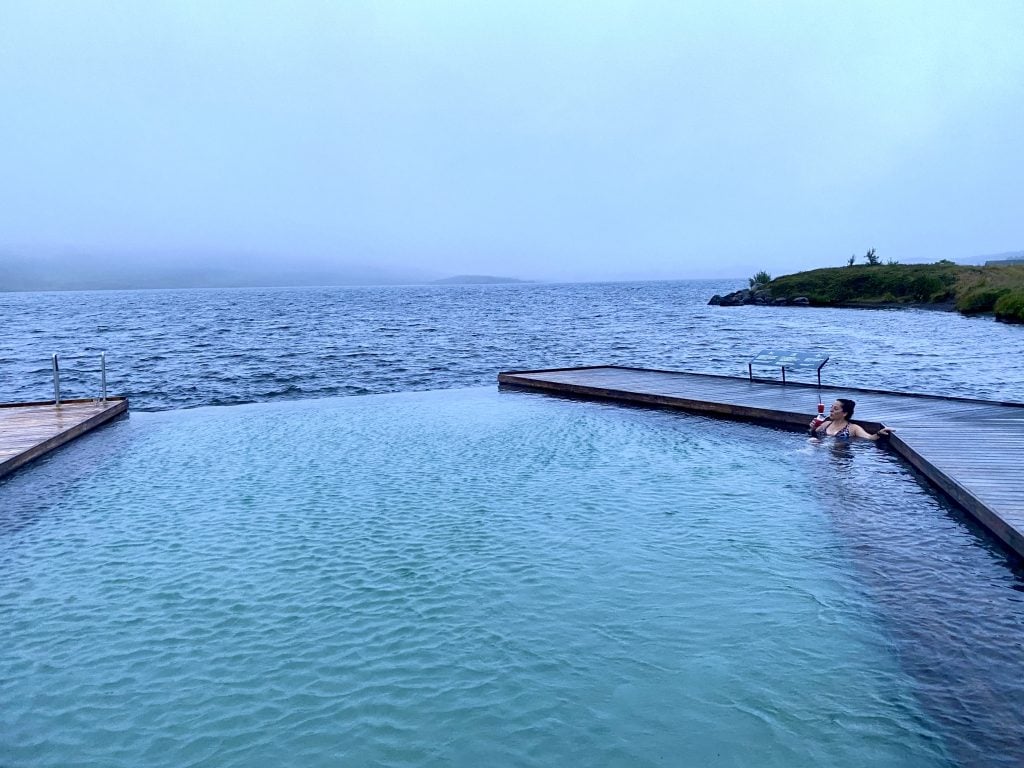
[2,388,1022,767]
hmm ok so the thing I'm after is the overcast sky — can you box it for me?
[2,1,1022,282]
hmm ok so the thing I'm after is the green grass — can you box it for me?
[994,290,1024,323]
[767,264,958,306]
[765,263,1024,318]
[956,287,1009,314]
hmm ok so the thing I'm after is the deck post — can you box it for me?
[100,352,107,403]
[52,353,61,407]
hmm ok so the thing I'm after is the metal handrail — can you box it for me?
[748,349,830,387]
[51,352,108,406]
[52,354,61,405]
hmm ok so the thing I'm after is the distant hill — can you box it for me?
[981,251,1024,267]
[956,250,1024,266]
[0,252,435,291]
[431,275,530,285]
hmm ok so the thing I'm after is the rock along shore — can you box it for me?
[708,288,809,307]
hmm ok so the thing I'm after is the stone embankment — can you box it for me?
[708,288,809,307]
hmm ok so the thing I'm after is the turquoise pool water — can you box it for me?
[2,388,1020,767]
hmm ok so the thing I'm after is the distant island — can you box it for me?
[0,252,439,291]
[709,260,1024,324]
[431,275,530,285]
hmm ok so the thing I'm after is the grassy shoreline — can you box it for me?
[744,263,1024,323]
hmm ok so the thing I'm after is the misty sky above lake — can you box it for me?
[2,1,1023,283]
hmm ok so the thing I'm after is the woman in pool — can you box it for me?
[811,398,893,440]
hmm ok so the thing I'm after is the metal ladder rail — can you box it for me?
[51,352,108,406]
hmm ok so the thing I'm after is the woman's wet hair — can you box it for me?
[837,398,856,418]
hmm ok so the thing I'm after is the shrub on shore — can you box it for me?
[956,287,1009,314]
[994,290,1024,323]
[767,263,958,306]
[748,270,772,288]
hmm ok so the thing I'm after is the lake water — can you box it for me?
[2,280,1023,409]
[1,282,1023,767]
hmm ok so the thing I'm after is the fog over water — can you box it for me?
[2,2,1023,285]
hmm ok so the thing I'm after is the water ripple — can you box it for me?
[2,391,1021,766]
[2,281,1022,410]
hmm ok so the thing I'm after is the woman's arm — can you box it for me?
[849,423,893,441]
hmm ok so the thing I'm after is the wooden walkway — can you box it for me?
[0,398,129,480]
[498,366,1024,560]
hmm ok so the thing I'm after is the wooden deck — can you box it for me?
[498,366,1024,560]
[0,398,129,480]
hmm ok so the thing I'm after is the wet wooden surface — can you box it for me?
[0,399,129,479]
[498,366,1024,559]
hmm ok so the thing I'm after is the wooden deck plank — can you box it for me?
[498,366,1024,560]
[0,398,129,479]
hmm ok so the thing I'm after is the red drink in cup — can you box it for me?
[810,402,826,431]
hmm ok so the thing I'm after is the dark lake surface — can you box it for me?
[2,280,1023,410]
